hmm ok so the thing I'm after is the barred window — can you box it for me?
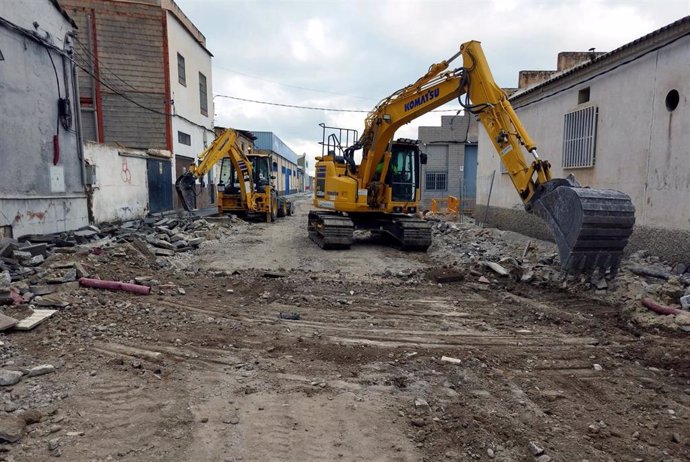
[425,172,447,191]
[199,72,208,116]
[562,106,597,168]
[177,53,186,86]
[178,131,191,146]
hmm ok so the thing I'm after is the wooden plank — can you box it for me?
[14,310,57,331]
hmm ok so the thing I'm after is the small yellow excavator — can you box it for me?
[310,41,635,274]
[176,128,291,221]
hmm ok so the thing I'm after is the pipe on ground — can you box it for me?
[79,278,151,295]
[641,297,681,316]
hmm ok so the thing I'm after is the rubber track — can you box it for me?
[308,211,354,249]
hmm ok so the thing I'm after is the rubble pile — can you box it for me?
[429,219,690,330]
[0,215,244,312]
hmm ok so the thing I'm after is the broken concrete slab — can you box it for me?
[150,239,174,250]
[29,285,56,296]
[14,309,57,331]
[130,238,155,259]
[33,295,69,308]
[20,243,48,257]
[155,248,175,257]
[0,313,18,331]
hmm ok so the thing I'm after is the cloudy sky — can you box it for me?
[176,0,688,173]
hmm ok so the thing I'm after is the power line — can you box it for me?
[215,94,466,113]
[215,65,377,101]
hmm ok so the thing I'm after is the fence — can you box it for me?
[430,196,460,222]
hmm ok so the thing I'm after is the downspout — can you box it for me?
[66,31,93,223]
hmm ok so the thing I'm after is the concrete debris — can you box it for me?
[27,364,56,377]
[0,414,26,443]
[440,356,462,364]
[0,370,23,387]
[680,294,690,310]
[483,261,510,276]
[0,314,18,331]
[527,441,544,456]
[14,309,57,331]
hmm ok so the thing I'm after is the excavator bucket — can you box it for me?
[175,172,197,212]
[531,180,635,274]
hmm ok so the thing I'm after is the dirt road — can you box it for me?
[3,198,689,461]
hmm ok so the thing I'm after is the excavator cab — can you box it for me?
[387,140,421,203]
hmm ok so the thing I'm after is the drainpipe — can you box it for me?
[66,31,92,223]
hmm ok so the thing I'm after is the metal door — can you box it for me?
[147,158,173,213]
[285,168,291,194]
[463,145,477,209]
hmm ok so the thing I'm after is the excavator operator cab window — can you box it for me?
[388,144,418,202]
[252,157,271,189]
[219,158,241,194]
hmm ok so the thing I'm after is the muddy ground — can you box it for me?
[1,198,688,461]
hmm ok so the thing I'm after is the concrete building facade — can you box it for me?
[61,0,214,212]
[418,114,478,211]
[475,16,690,262]
[252,132,301,196]
[0,0,90,237]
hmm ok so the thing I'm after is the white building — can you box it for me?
[476,16,690,262]
[166,0,215,190]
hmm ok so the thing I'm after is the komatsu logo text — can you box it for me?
[404,89,440,112]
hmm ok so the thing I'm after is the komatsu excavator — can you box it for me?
[176,128,290,221]
[309,41,635,274]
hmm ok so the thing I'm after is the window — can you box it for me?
[178,131,191,146]
[177,53,186,86]
[562,106,597,168]
[578,87,590,104]
[199,72,208,116]
[425,172,447,191]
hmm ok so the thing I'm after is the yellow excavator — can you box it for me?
[309,41,635,274]
[176,128,291,221]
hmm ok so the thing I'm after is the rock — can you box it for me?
[521,271,535,283]
[629,266,671,280]
[33,295,69,308]
[188,237,203,247]
[30,285,55,296]
[680,294,690,310]
[155,249,175,257]
[177,287,186,295]
[4,402,19,413]
[48,437,60,450]
[223,417,239,425]
[478,276,490,284]
[279,312,300,320]
[483,261,509,276]
[673,263,688,275]
[12,250,32,261]
[0,271,11,288]
[410,418,426,427]
[671,432,681,443]
[441,356,462,364]
[74,262,89,278]
[0,370,23,386]
[19,409,42,425]
[28,255,44,266]
[593,364,603,371]
[536,456,551,462]
[27,364,56,377]
[593,278,608,290]
[487,448,495,458]
[151,239,174,250]
[527,441,544,456]
[0,414,26,443]
[414,397,429,408]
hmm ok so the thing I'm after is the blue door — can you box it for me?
[463,145,477,209]
[147,158,173,213]
[285,168,291,194]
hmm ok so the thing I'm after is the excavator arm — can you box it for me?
[349,40,634,273]
[175,129,255,212]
